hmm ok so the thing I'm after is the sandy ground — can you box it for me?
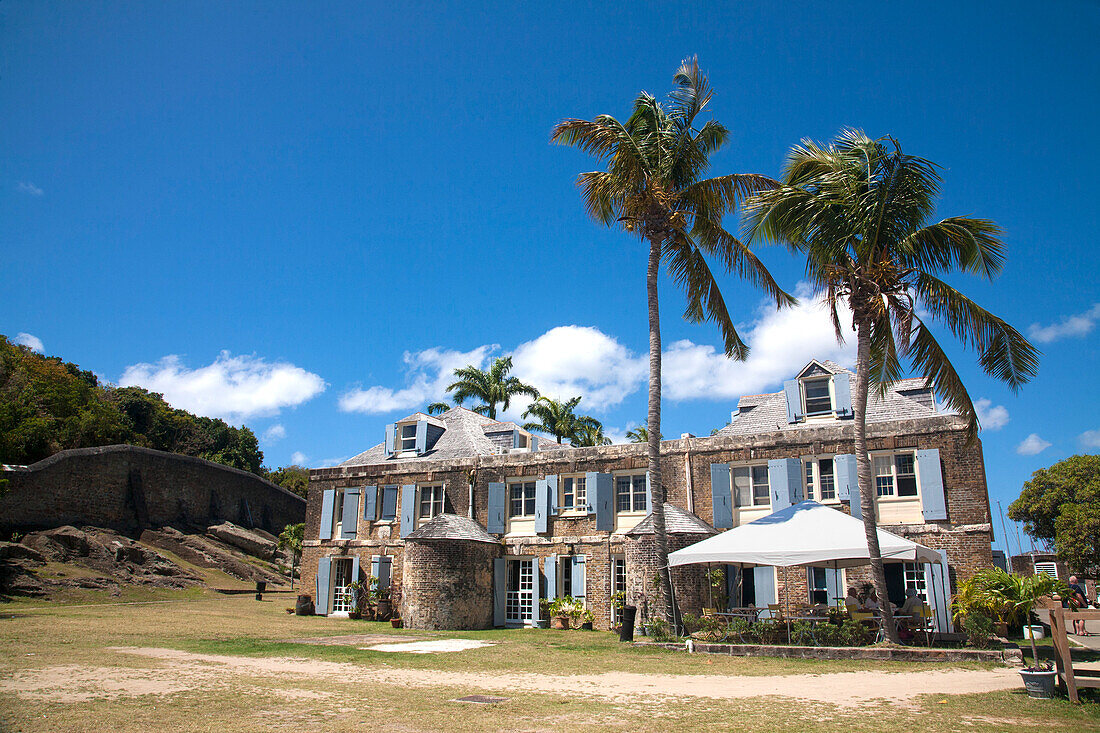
[364,639,493,653]
[0,645,1019,708]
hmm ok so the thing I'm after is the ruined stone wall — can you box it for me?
[0,445,304,535]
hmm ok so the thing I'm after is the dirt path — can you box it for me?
[1,646,1020,708]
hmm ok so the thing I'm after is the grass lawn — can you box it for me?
[1,589,1097,732]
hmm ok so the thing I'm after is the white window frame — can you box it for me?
[802,377,834,416]
[903,562,928,597]
[611,555,626,625]
[614,473,647,513]
[873,451,920,499]
[398,423,417,453]
[418,483,443,520]
[808,566,829,605]
[505,557,535,625]
[560,474,587,513]
[803,456,838,503]
[507,479,537,518]
[332,489,346,537]
[731,464,771,507]
[330,558,354,614]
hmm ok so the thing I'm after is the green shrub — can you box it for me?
[681,613,703,635]
[646,618,677,643]
[962,613,996,649]
[789,620,815,646]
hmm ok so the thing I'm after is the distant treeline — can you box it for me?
[0,335,307,497]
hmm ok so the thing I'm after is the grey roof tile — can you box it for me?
[626,504,717,536]
[404,513,499,544]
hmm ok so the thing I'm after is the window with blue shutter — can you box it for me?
[591,473,614,531]
[492,558,506,627]
[362,486,378,521]
[531,558,542,624]
[318,489,335,540]
[487,482,506,534]
[571,555,586,599]
[834,454,858,505]
[833,373,853,418]
[384,424,395,456]
[545,555,557,601]
[916,448,947,520]
[534,478,549,533]
[341,488,360,539]
[414,420,428,454]
[783,380,803,423]
[315,557,332,615]
[372,555,393,590]
[399,485,416,537]
[710,463,733,529]
[768,458,803,510]
[546,474,559,515]
[380,486,398,521]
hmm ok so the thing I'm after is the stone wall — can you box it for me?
[401,539,500,630]
[624,533,713,624]
[0,445,304,536]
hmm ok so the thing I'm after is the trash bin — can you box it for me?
[619,605,637,642]
[255,580,267,601]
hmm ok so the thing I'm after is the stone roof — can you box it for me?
[625,504,717,536]
[716,360,937,437]
[404,513,500,544]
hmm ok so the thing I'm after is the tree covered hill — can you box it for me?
[0,335,264,476]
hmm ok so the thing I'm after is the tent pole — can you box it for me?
[784,566,791,644]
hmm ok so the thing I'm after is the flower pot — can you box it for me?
[1020,668,1057,699]
[551,615,571,630]
[1023,625,1045,640]
[376,599,393,621]
[348,610,362,620]
[580,621,593,631]
[390,618,403,628]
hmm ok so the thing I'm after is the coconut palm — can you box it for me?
[426,402,451,416]
[552,58,793,628]
[521,396,599,444]
[572,421,612,447]
[625,425,649,443]
[445,356,539,420]
[745,129,1039,642]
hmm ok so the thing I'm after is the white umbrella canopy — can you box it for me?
[667,500,942,569]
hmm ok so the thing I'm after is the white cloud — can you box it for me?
[1079,430,1100,449]
[338,345,496,414]
[263,424,287,442]
[1016,433,1051,456]
[662,283,855,401]
[17,182,43,196]
[290,451,308,465]
[120,351,326,421]
[13,332,44,353]
[974,398,1009,431]
[1028,303,1100,344]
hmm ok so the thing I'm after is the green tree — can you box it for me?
[1009,454,1100,573]
[745,129,1038,642]
[278,522,304,590]
[446,356,539,420]
[571,421,612,447]
[625,425,649,443]
[264,464,310,499]
[521,396,598,444]
[426,401,451,416]
[552,58,791,627]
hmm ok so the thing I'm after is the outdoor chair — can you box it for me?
[767,604,784,621]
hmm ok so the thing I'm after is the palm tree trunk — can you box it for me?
[853,314,901,644]
[646,234,676,630]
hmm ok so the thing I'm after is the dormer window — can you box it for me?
[803,378,833,415]
[399,423,417,453]
[384,414,445,457]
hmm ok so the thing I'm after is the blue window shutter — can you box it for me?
[319,489,335,540]
[531,435,539,452]
[768,458,803,510]
[384,424,395,456]
[783,380,803,424]
[645,471,652,512]
[546,474,559,515]
[593,473,614,531]
[916,448,947,520]
[351,555,360,583]
[493,558,506,626]
[341,488,360,539]
[370,555,381,581]
[833,373,853,418]
[534,479,549,533]
[572,555,586,598]
[709,463,733,529]
[532,559,541,624]
[378,556,392,590]
[512,429,521,449]
[362,486,377,521]
[315,557,331,615]
[725,565,739,610]
[487,482,506,534]
[415,420,428,454]
[400,484,416,538]
[545,555,557,601]
[584,471,598,514]
[834,454,858,505]
[926,550,953,632]
[380,486,398,521]
[755,566,776,613]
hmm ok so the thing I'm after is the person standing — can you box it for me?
[1068,576,1089,636]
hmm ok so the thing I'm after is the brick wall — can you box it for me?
[624,533,713,625]
[0,445,304,535]
[402,539,500,630]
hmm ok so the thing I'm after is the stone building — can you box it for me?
[302,359,994,632]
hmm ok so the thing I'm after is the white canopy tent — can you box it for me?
[667,501,952,632]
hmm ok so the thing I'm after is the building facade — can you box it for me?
[302,360,994,631]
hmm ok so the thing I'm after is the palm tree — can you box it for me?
[572,421,613,447]
[521,396,599,444]
[625,425,649,443]
[426,402,451,416]
[745,129,1039,642]
[552,58,793,628]
[446,356,539,420]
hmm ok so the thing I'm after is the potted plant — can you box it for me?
[346,580,364,620]
[376,582,393,622]
[952,567,1068,698]
[579,608,595,631]
[610,591,626,633]
[537,599,553,628]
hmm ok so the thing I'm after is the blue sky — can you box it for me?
[3,1,1098,557]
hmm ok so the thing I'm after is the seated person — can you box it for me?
[863,590,897,612]
[898,588,925,616]
[844,587,861,613]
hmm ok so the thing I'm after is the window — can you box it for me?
[615,474,647,512]
[804,460,815,501]
[803,378,833,415]
[508,480,536,518]
[506,558,534,624]
[399,423,417,452]
[874,452,919,498]
[380,486,398,521]
[559,556,586,602]
[418,484,443,519]
[611,555,626,625]
[331,558,354,614]
[804,458,836,502]
[732,465,770,507]
[561,475,587,512]
[808,567,829,605]
[332,490,346,537]
[903,562,927,596]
